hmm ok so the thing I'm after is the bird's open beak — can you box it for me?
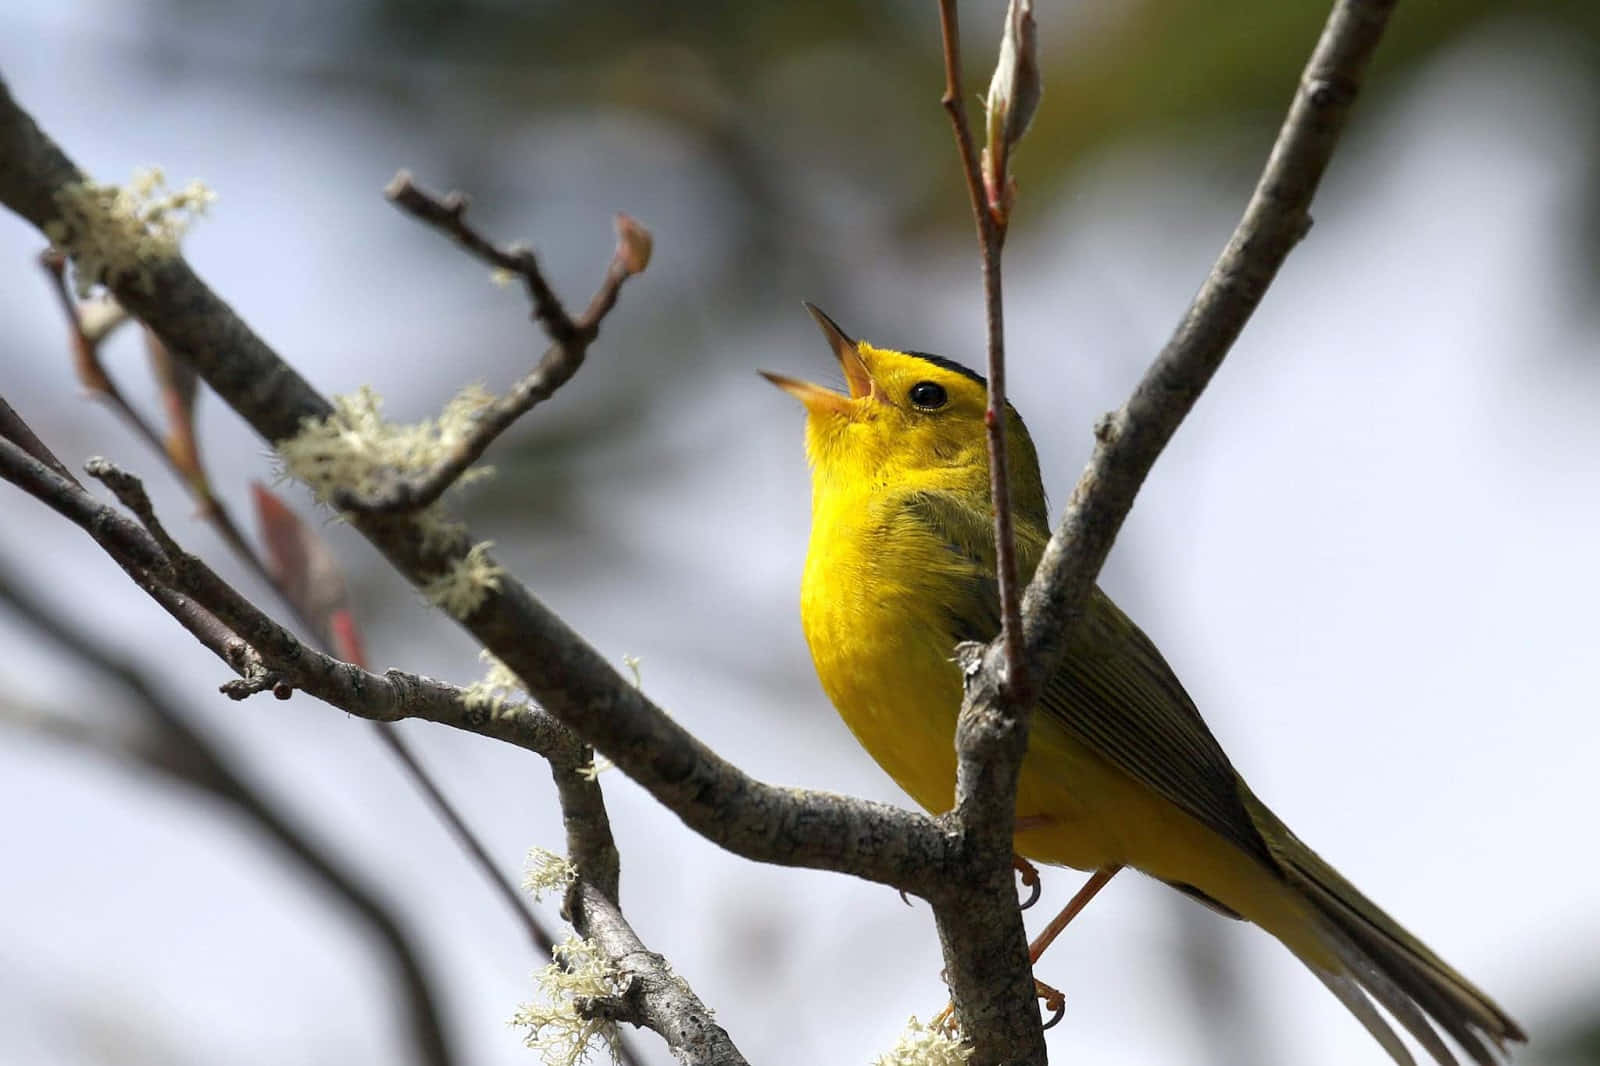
[760,303,875,414]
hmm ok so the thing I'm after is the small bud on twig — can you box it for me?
[982,0,1041,227]
[613,213,653,277]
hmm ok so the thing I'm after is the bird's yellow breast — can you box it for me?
[800,484,1121,868]
[799,484,1259,884]
[801,488,969,816]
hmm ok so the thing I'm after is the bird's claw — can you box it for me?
[1036,978,1067,1030]
[1013,853,1043,910]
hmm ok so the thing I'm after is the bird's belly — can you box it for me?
[804,586,1127,872]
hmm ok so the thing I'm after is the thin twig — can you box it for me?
[0,559,458,1066]
[385,171,577,343]
[39,254,287,597]
[0,65,1055,1060]
[549,763,669,1066]
[570,879,746,1066]
[1019,0,1398,684]
[938,0,1026,696]
[0,394,80,487]
[0,436,586,767]
[332,174,648,515]
[37,264,571,970]
[935,6,1048,1061]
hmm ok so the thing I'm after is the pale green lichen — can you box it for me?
[873,1017,971,1066]
[522,848,577,902]
[275,384,497,511]
[464,650,526,715]
[46,167,216,298]
[511,936,623,1066]
[422,540,503,619]
[276,385,506,613]
[576,756,614,781]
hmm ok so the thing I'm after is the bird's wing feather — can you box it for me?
[1044,589,1276,867]
[899,489,1274,867]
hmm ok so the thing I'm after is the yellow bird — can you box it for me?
[764,305,1524,1066]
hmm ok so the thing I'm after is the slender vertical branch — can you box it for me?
[936,5,1049,1063]
[1019,0,1400,684]
[938,0,1026,695]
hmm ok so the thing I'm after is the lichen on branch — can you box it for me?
[46,167,215,297]
[511,935,626,1066]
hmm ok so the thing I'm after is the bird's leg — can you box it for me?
[1010,812,1055,909]
[932,977,1068,1035]
[1012,853,1043,910]
[1028,865,1121,963]
[931,864,1121,1036]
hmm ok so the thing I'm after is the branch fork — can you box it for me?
[332,172,651,515]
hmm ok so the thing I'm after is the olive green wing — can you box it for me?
[898,489,1273,868]
[1045,590,1275,868]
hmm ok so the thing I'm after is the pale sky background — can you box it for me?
[1,5,1596,1066]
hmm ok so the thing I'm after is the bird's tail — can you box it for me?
[1244,794,1526,1066]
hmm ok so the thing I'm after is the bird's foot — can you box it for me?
[1013,853,1043,910]
[929,977,1067,1036]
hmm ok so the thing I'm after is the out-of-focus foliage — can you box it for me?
[153,0,1600,244]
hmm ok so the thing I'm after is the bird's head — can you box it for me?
[763,304,1046,527]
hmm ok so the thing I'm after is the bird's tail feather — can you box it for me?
[1308,967,1418,1066]
[1246,797,1524,1066]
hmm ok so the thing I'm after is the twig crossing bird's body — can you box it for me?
[764,307,1525,1066]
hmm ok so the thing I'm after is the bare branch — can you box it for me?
[0,436,586,767]
[0,429,710,1066]
[34,271,560,963]
[0,559,458,1066]
[385,170,576,341]
[0,394,80,487]
[1020,0,1397,686]
[570,880,747,1066]
[332,175,649,515]
[935,4,1045,1059]
[936,5,1027,699]
[40,250,561,960]
[0,75,955,894]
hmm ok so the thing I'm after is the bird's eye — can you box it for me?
[909,381,948,410]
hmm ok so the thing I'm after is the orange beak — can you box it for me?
[760,303,875,414]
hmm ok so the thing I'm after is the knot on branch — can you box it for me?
[221,669,288,701]
[1303,75,1355,111]
[954,639,1029,761]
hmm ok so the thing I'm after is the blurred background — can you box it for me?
[2,1,1597,1064]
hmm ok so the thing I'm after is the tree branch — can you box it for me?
[0,559,459,1066]
[937,0,1025,690]
[0,74,953,896]
[1020,0,1397,688]
[1,427,656,1062]
[33,269,565,967]
[331,173,648,514]
[0,417,920,1059]
[570,880,747,1066]
[0,435,585,767]
[933,3,1048,1061]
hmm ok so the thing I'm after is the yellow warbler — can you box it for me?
[763,305,1523,1066]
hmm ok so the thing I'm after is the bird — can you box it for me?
[762,304,1525,1066]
